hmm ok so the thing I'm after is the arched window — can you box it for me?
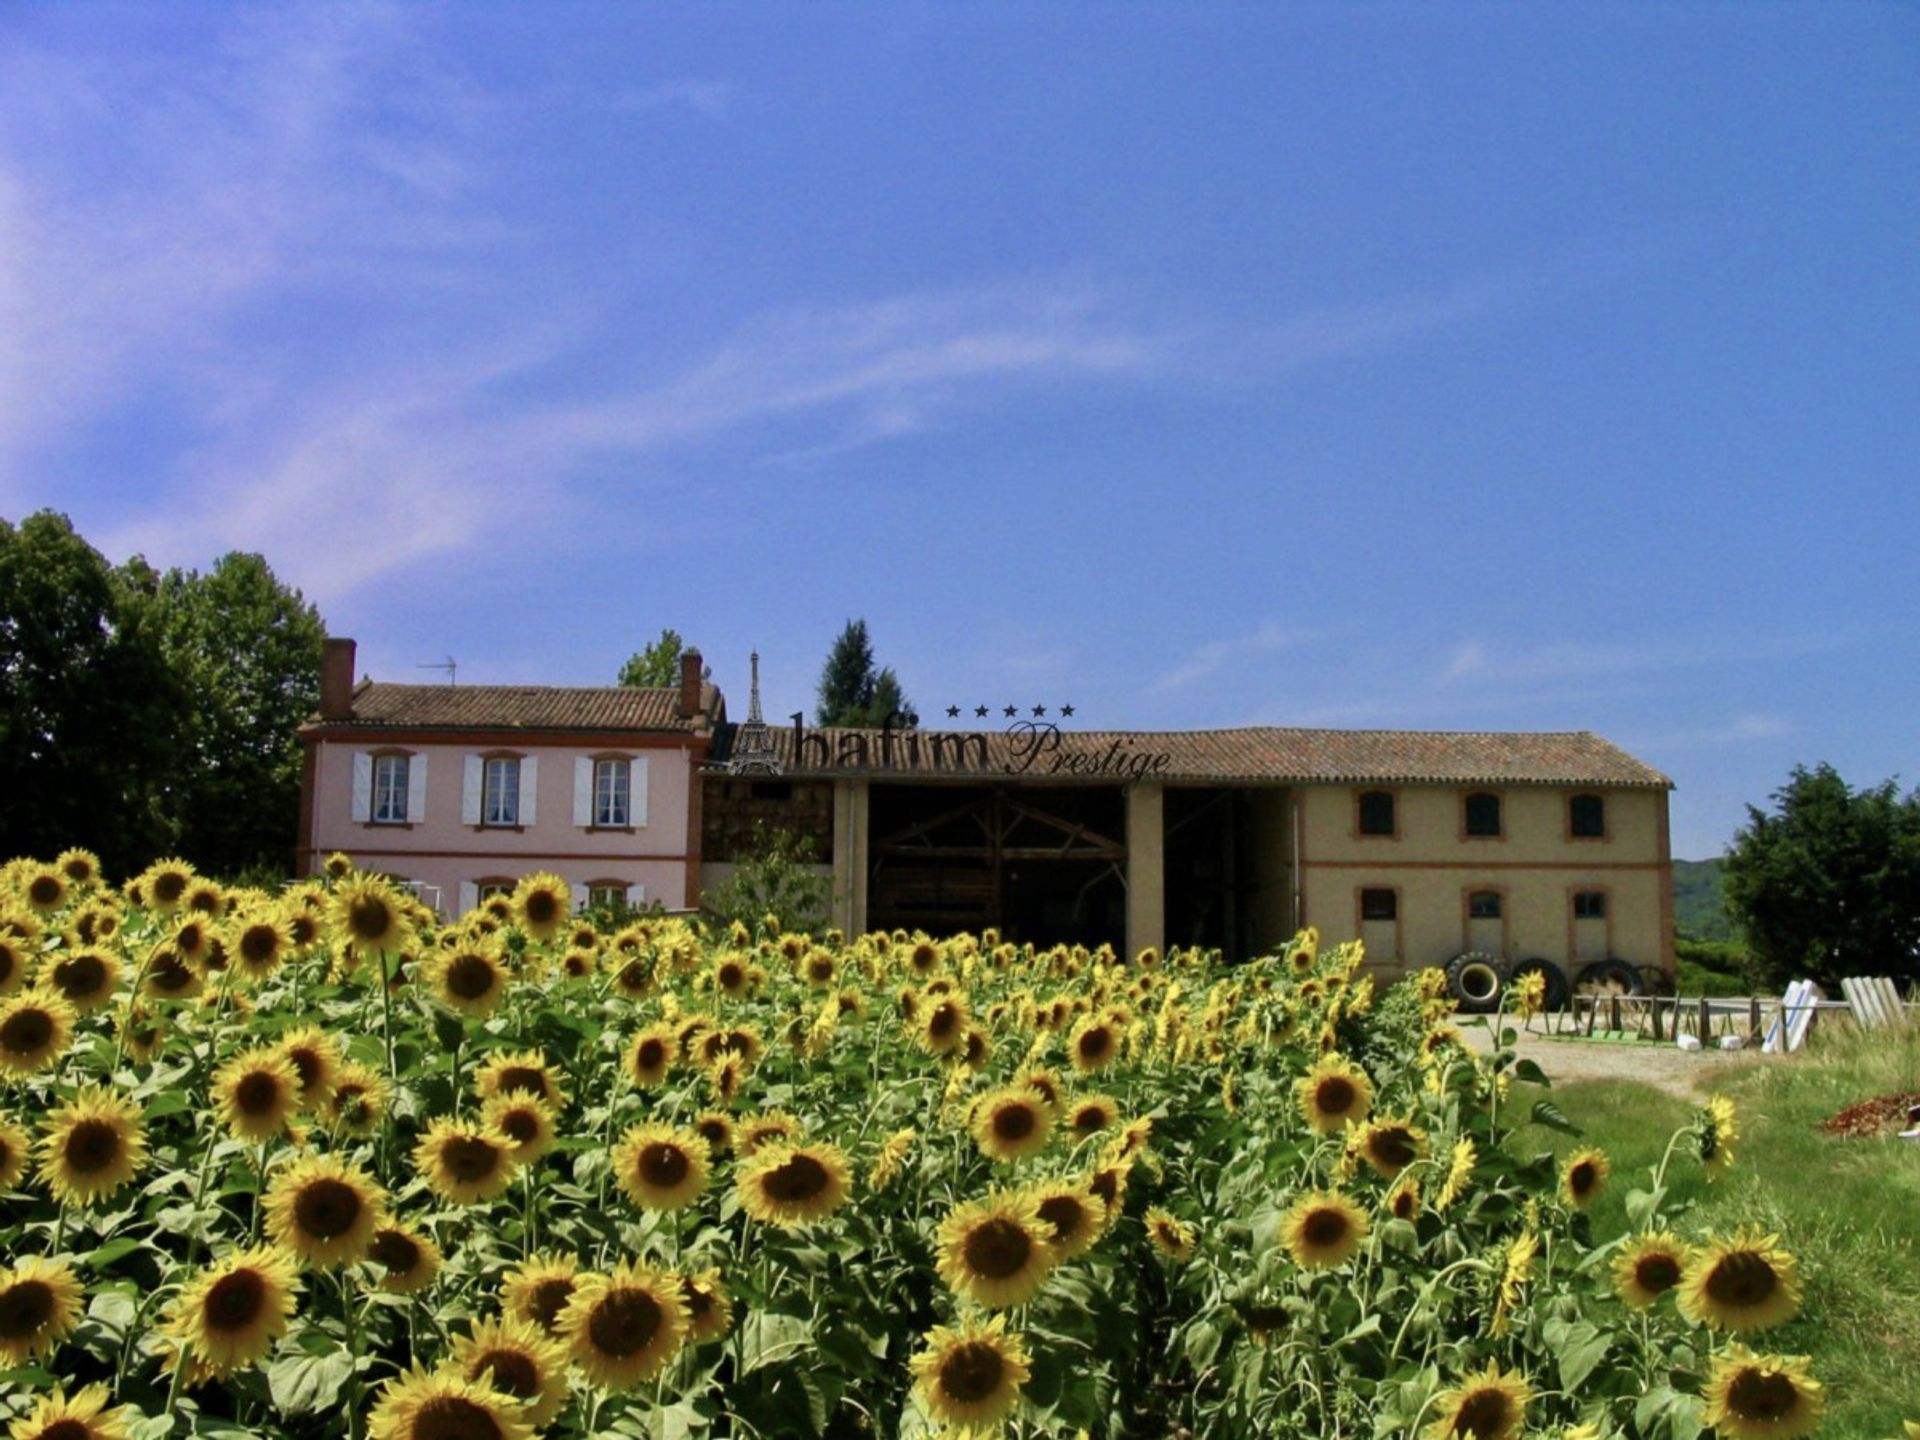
[1463,791,1502,838]
[1569,792,1606,839]
[1357,790,1396,837]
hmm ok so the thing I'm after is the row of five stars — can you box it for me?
[944,703,1076,718]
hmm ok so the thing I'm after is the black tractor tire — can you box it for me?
[1446,951,1509,1013]
[1636,964,1677,998]
[1573,958,1644,998]
[1510,956,1571,1012]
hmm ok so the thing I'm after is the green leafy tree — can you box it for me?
[701,824,830,934]
[815,619,917,727]
[0,512,186,876]
[154,552,326,878]
[618,628,686,688]
[1722,763,1920,988]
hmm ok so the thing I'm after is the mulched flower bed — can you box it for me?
[1819,1091,1920,1138]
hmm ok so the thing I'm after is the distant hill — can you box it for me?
[1674,856,1736,939]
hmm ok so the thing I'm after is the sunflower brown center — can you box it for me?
[32,1419,89,1440]
[476,1347,540,1398]
[293,1178,363,1239]
[236,927,277,965]
[1704,1252,1778,1308]
[28,877,63,908]
[1314,1077,1356,1114]
[442,1136,502,1182]
[1635,1253,1681,1293]
[962,1218,1034,1279]
[1570,1162,1598,1195]
[619,961,649,989]
[65,1119,122,1175]
[153,873,189,905]
[1072,1106,1108,1134]
[410,1395,505,1440]
[523,891,559,926]
[928,1006,959,1039]
[588,1289,663,1357]
[347,897,393,942]
[683,1284,714,1321]
[758,1152,828,1202]
[1,1009,54,1053]
[1392,1190,1418,1219]
[446,956,496,1000]
[937,1340,1006,1404]
[1453,1389,1513,1439]
[1089,1170,1121,1207]
[52,954,108,999]
[369,1230,421,1272]
[236,1070,285,1117]
[992,1104,1037,1142]
[1369,1128,1417,1169]
[639,1143,690,1189]
[1077,1028,1112,1061]
[0,1279,55,1337]
[497,1066,546,1098]
[696,1119,730,1152]
[151,958,195,992]
[1301,1208,1351,1249]
[1037,1194,1087,1241]
[0,949,15,983]
[500,1110,540,1145]
[1726,1368,1799,1421]
[528,1279,573,1331]
[635,1039,666,1073]
[202,1269,267,1331]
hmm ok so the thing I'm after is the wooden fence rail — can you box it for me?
[1547,991,1917,1046]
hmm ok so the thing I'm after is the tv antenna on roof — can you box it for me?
[417,656,457,685]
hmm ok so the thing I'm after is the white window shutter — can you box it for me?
[630,756,649,827]
[458,880,478,915]
[519,755,539,825]
[573,757,593,827]
[625,883,646,906]
[461,756,483,826]
[351,752,373,822]
[406,754,428,823]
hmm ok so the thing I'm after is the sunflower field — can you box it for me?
[0,849,1839,1440]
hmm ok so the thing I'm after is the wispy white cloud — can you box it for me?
[1156,621,1309,692]
[614,78,735,122]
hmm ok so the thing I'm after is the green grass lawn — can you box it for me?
[1513,1025,1920,1439]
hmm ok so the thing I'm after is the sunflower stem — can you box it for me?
[339,1269,365,1440]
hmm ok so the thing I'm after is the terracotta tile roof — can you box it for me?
[306,682,708,734]
[713,723,1671,788]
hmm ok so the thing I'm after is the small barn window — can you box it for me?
[1357,790,1396,836]
[1569,793,1606,838]
[1468,890,1502,919]
[1573,891,1606,920]
[1463,791,1503,837]
[1360,888,1397,921]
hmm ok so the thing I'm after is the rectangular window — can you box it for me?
[477,880,514,900]
[1574,891,1606,920]
[1464,791,1503,837]
[1468,890,1503,919]
[483,757,521,826]
[1569,793,1606,838]
[373,755,409,823]
[588,883,625,908]
[1360,888,1397,921]
[593,758,630,828]
[1357,790,1396,836]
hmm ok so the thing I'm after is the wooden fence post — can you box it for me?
[1650,998,1664,1042]
[1698,996,1712,1042]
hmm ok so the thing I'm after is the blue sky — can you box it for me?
[3,3,1915,858]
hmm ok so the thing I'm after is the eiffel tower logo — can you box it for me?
[725,650,782,775]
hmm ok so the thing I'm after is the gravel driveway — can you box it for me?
[1456,1016,1749,1099]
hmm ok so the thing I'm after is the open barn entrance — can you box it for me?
[1163,786,1296,960]
[866,783,1127,950]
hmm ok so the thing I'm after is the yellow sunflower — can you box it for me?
[1386,1179,1422,1222]
[935,1191,1056,1308]
[1699,1094,1739,1181]
[5,1384,132,1440]
[474,1049,569,1113]
[1614,1232,1692,1309]
[430,942,509,1019]
[483,1094,560,1165]
[0,1255,84,1364]
[1423,1362,1532,1440]
[229,913,292,982]
[45,947,119,1013]
[0,933,31,998]
[736,1110,803,1156]
[55,848,101,889]
[917,993,972,1056]
[1560,1148,1610,1210]
[367,1365,533,1440]
[449,1314,572,1426]
[367,1224,441,1295]
[1435,1138,1477,1212]
[910,1313,1031,1434]
[1028,1178,1104,1262]
[1066,1014,1121,1073]
[624,1023,677,1088]
[612,1123,710,1211]
[501,1253,582,1336]
[1701,1346,1824,1440]
[693,1110,736,1158]
[1062,1093,1118,1142]
[1296,1053,1374,1133]
[213,1047,303,1143]
[1087,1159,1134,1225]
[263,1154,386,1267]
[141,947,202,1002]
[39,1086,146,1207]
[1353,1117,1427,1179]
[510,872,571,944]
[20,866,68,915]
[737,1142,852,1227]
[868,1127,916,1191]
[330,874,411,957]
[972,1086,1055,1164]
[414,1117,520,1205]
[1145,1207,1196,1263]
[325,1062,390,1136]
[1679,1228,1802,1333]
[275,1026,342,1111]
[680,1269,734,1345]
[1280,1190,1369,1269]
[140,858,196,914]
[0,1115,30,1192]
[555,1260,689,1389]
[0,991,74,1076]
[162,1245,300,1379]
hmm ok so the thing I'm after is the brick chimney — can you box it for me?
[320,637,357,721]
[677,647,704,719]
